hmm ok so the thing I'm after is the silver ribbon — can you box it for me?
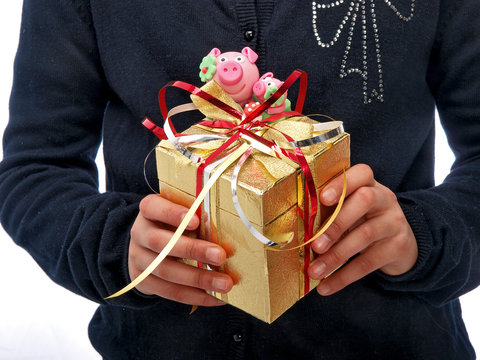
[164,103,227,164]
[231,147,279,247]
[290,121,344,148]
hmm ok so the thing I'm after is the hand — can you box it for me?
[129,194,233,306]
[308,164,418,296]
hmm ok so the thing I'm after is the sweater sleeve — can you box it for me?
[375,0,480,306]
[0,0,161,308]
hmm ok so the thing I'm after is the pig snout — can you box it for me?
[253,81,266,98]
[218,61,243,85]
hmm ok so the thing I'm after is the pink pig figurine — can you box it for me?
[199,47,260,106]
[252,72,292,118]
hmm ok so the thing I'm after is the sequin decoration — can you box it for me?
[312,0,415,104]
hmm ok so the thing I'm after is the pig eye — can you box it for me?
[235,56,245,63]
[219,56,228,63]
[267,82,274,87]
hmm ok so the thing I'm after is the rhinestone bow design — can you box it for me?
[312,0,415,104]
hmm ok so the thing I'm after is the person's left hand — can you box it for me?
[308,164,418,296]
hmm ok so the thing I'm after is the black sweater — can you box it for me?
[1,1,479,359]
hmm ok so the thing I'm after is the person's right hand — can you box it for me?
[128,194,233,306]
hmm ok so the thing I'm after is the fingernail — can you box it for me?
[212,277,228,292]
[322,188,337,204]
[313,234,330,253]
[206,247,222,264]
[310,262,326,279]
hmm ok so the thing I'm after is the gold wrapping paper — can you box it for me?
[156,127,350,323]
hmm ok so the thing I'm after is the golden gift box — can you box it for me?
[154,81,350,323]
[106,73,350,323]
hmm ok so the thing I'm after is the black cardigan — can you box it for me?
[1,1,479,358]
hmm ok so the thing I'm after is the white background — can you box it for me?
[0,2,478,359]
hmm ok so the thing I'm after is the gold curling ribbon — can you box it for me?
[105,143,251,299]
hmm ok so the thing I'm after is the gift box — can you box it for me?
[154,82,350,322]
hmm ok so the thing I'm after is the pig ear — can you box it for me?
[208,48,221,57]
[260,72,274,81]
[241,47,258,63]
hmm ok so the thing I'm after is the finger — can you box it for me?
[138,226,227,266]
[134,274,226,307]
[309,216,396,280]
[139,194,199,230]
[320,164,376,206]
[161,222,198,239]
[132,247,233,293]
[312,185,388,254]
[315,241,391,296]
